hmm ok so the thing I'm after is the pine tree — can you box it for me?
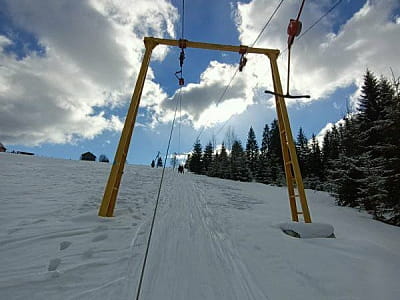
[296,127,310,179]
[189,139,203,174]
[321,125,341,181]
[203,142,213,174]
[209,152,220,177]
[257,124,273,184]
[354,71,385,212]
[219,143,230,179]
[269,119,284,185]
[374,75,400,224]
[230,140,249,181]
[358,70,381,128]
[306,134,323,189]
[323,116,363,206]
[246,126,259,179]
[329,154,362,207]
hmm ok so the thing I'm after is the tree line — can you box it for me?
[186,70,400,226]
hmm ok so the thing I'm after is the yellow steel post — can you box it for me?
[269,54,312,223]
[98,38,157,217]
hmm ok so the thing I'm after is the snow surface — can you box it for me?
[1,152,400,299]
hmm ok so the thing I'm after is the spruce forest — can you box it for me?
[186,70,400,226]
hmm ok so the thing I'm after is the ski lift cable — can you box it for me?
[135,88,182,300]
[250,0,285,48]
[135,2,185,299]
[195,0,285,143]
[181,0,185,39]
[179,93,182,154]
[176,0,185,155]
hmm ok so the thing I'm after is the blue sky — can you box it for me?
[0,0,399,165]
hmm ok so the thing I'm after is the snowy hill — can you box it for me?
[1,152,400,300]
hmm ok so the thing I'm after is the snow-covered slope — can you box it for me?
[1,153,399,300]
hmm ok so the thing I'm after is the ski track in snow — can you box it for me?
[1,153,400,300]
[140,172,268,300]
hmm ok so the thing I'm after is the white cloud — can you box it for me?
[2,0,399,144]
[236,0,400,103]
[0,0,177,145]
[152,0,399,130]
[0,36,12,47]
[315,118,346,146]
[155,60,260,128]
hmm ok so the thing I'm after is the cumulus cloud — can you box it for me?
[2,0,399,144]
[152,0,399,130]
[236,0,400,103]
[156,60,259,128]
[0,0,177,145]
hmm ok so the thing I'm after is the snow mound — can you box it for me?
[279,222,335,238]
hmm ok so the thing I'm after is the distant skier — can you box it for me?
[178,165,184,174]
[157,157,163,168]
[151,160,155,168]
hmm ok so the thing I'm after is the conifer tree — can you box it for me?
[354,71,384,212]
[209,152,220,177]
[246,126,259,179]
[219,143,230,179]
[373,75,400,224]
[269,119,284,184]
[230,140,249,181]
[203,142,213,174]
[296,127,310,179]
[306,134,323,189]
[358,70,381,128]
[189,139,203,174]
[257,124,273,183]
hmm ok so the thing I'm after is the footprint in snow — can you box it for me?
[60,241,72,251]
[48,258,61,271]
[91,233,108,242]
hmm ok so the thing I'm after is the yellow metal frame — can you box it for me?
[98,37,312,223]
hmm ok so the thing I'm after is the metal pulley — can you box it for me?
[238,45,248,72]
[287,19,302,47]
[175,41,186,86]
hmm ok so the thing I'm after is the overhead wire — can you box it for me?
[178,0,184,156]
[250,0,285,48]
[195,0,286,143]
[135,1,185,299]
[135,89,181,300]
